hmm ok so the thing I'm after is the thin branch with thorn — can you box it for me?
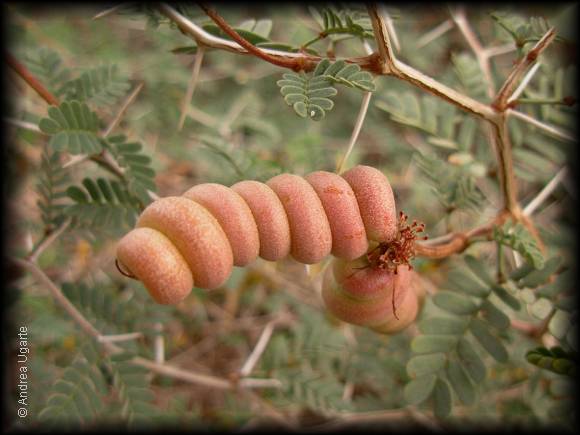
[493,28,556,110]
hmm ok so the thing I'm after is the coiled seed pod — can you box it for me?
[321,256,419,334]
[115,165,398,305]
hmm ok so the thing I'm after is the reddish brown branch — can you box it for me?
[414,233,471,259]
[414,213,509,259]
[6,51,60,106]
[198,4,317,72]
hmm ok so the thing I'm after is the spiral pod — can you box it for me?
[116,165,398,304]
[321,256,419,334]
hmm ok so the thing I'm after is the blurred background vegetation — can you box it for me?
[4,2,577,431]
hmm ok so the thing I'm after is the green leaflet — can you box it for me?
[412,152,486,211]
[39,101,102,155]
[24,48,70,97]
[62,64,130,107]
[447,360,476,405]
[104,135,157,206]
[418,316,470,335]
[464,255,495,286]
[407,353,447,378]
[433,378,452,418]
[404,374,437,405]
[493,221,545,269]
[310,5,374,39]
[277,59,375,121]
[65,177,140,230]
[519,257,562,288]
[36,149,69,229]
[470,318,509,363]
[526,346,577,377]
[481,300,510,329]
[452,53,488,101]
[411,335,458,354]
[39,352,108,428]
[433,291,481,315]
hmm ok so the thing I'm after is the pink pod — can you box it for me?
[342,165,397,242]
[137,196,233,289]
[332,257,412,300]
[116,227,193,304]
[267,173,332,264]
[305,171,368,260]
[231,180,291,261]
[183,183,260,267]
[321,263,410,328]
[371,285,419,334]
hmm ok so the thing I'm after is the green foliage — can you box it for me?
[62,282,172,339]
[62,282,137,335]
[277,59,375,121]
[261,304,354,413]
[39,101,102,155]
[24,48,70,98]
[38,343,108,428]
[491,11,562,53]
[62,65,131,107]
[104,135,157,206]
[452,53,488,101]
[413,152,486,211]
[375,91,486,156]
[493,221,545,269]
[107,352,158,427]
[203,20,269,43]
[308,5,374,42]
[526,346,577,377]
[65,177,141,230]
[36,149,69,230]
[38,341,158,429]
[404,255,516,416]
[11,3,575,430]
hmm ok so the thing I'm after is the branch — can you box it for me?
[160,3,497,121]
[14,257,102,339]
[103,81,145,137]
[336,42,374,174]
[416,19,453,49]
[507,109,575,142]
[199,3,315,72]
[97,332,143,343]
[5,51,60,106]
[414,214,508,259]
[336,90,372,174]
[239,319,284,377]
[27,219,71,263]
[493,28,557,111]
[4,117,42,133]
[367,3,397,72]
[15,255,282,391]
[523,166,568,216]
[506,62,541,106]
[451,7,495,99]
